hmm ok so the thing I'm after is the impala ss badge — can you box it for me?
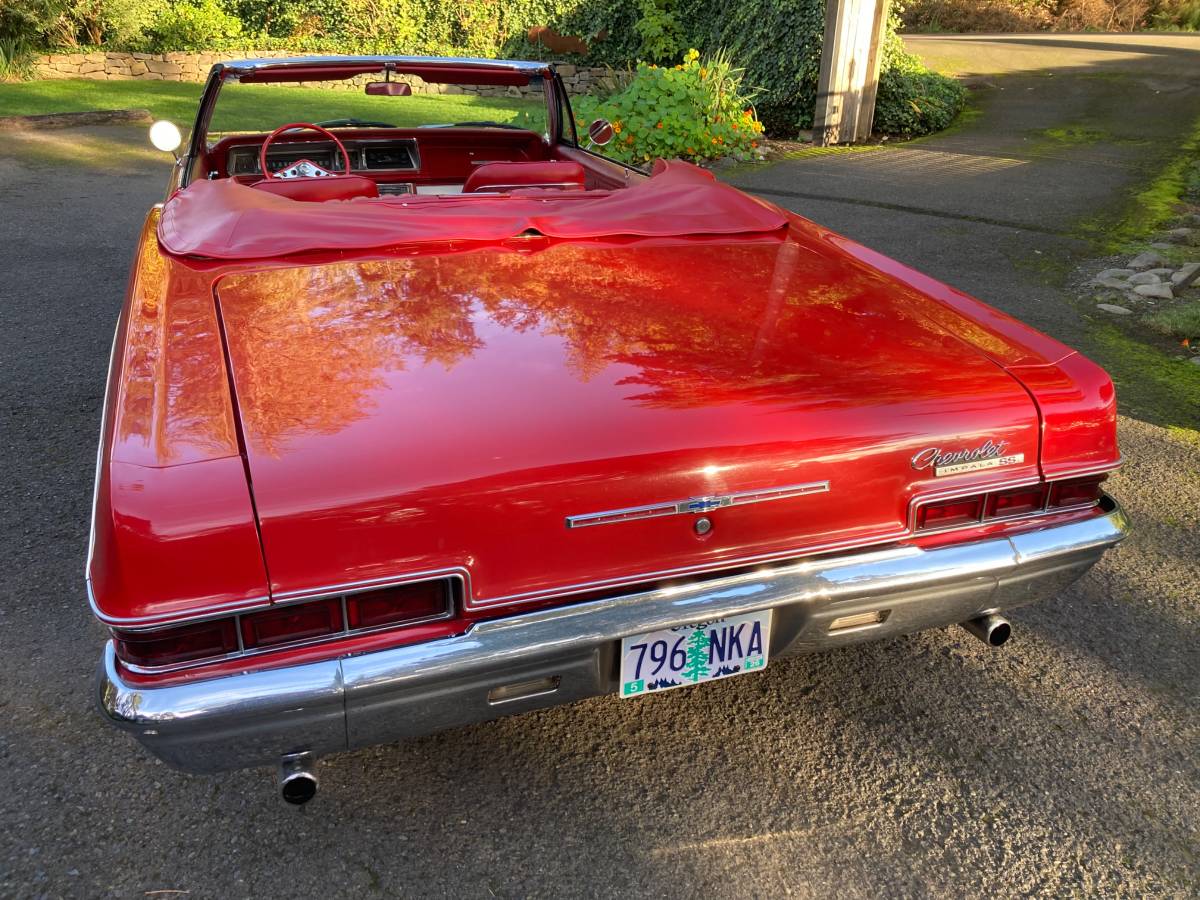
[565,481,829,529]
[912,439,1024,477]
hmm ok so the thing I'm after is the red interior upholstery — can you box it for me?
[250,175,379,202]
[462,161,586,194]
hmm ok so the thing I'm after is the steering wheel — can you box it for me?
[259,122,353,180]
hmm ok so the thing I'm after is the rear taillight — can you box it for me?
[241,598,344,650]
[112,618,239,668]
[986,485,1047,518]
[346,580,449,630]
[112,578,455,671]
[1048,475,1106,508]
[917,495,983,529]
[916,475,1107,532]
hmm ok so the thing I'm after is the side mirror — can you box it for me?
[149,120,182,157]
[366,82,412,97]
[587,118,614,147]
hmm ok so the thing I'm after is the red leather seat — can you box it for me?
[250,175,379,202]
[462,161,586,194]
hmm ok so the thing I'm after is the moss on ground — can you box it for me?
[1085,322,1200,429]
[1038,125,1112,145]
[1075,118,1200,254]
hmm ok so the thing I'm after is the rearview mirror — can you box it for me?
[587,119,614,147]
[148,120,182,156]
[365,82,412,97]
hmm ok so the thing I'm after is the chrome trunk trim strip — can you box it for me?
[565,480,830,529]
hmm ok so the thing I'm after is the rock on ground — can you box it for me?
[1096,303,1134,314]
[1128,251,1168,269]
[1172,262,1200,287]
[1133,283,1174,300]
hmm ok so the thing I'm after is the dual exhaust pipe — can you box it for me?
[278,753,319,805]
[961,613,1011,647]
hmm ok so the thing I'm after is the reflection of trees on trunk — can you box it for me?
[115,214,240,466]
[219,259,485,457]
[217,236,1012,456]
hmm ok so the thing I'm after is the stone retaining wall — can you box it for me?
[33,51,618,96]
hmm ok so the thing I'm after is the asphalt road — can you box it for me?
[2,36,1199,899]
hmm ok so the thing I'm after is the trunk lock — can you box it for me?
[694,517,713,536]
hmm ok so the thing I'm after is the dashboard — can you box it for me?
[226,138,420,177]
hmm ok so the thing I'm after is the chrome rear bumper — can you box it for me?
[98,498,1128,774]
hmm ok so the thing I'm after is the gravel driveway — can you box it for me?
[1,49,1198,897]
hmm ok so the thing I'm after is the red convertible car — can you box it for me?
[93,56,1127,803]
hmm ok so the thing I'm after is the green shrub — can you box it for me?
[634,0,682,64]
[1153,0,1200,28]
[0,36,33,80]
[142,0,243,51]
[872,49,968,137]
[95,0,166,47]
[570,48,764,165]
[0,0,61,47]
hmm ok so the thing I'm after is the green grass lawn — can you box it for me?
[0,79,544,134]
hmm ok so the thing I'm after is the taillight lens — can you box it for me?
[985,485,1047,519]
[241,598,344,650]
[111,579,458,671]
[1048,476,1105,508]
[917,495,983,530]
[112,618,239,668]
[346,580,449,629]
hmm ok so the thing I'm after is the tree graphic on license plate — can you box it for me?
[682,627,710,683]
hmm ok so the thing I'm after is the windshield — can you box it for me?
[207,74,549,140]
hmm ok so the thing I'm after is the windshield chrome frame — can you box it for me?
[182,57,561,190]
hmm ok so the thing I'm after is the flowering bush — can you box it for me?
[571,49,764,166]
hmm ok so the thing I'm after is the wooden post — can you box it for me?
[814,0,891,145]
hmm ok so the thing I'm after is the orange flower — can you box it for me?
[699,67,707,78]
[711,137,717,144]
[612,121,622,134]
[751,140,758,148]
[656,121,663,129]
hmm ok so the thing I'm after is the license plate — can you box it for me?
[619,610,771,698]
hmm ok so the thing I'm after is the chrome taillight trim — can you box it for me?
[115,577,459,675]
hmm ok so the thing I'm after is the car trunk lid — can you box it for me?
[215,233,1043,609]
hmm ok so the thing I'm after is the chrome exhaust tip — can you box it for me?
[961,614,1011,647]
[278,753,318,805]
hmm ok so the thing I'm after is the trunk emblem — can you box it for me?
[911,439,1025,477]
[565,481,830,529]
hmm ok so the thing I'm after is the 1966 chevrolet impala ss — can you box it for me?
[93,55,1128,803]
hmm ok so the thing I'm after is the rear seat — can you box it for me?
[462,161,586,193]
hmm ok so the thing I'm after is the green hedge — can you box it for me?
[7,0,966,138]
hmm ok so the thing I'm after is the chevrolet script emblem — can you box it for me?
[565,481,829,529]
[911,439,1024,477]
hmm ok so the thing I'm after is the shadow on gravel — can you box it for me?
[0,125,166,173]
